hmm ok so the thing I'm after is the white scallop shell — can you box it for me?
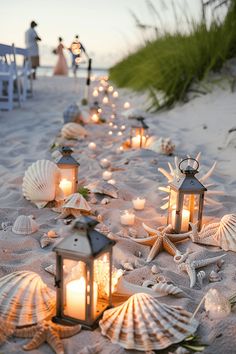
[22,160,62,208]
[85,180,118,198]
[63,193,91,212]
[12,215,39,235]
[99,292,198,351]
[0,271,55,327]
[61,122,87,139]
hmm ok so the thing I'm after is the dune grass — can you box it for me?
[109,1,236,110]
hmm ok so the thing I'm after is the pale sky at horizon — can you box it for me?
[0,0,226,68]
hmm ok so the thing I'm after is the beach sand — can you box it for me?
[0,76,236,354]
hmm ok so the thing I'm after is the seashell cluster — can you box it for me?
[12,215,39,235]
[61,122,87,139]
[22,159,62,208]
[190,214,236,252]
[63,103,83,124]
[150,137,175,156]
[99,292,198,351]
[0,271,55,327]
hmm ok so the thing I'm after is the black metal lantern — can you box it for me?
[130,117,149,148]
[53,216,115,329]
[56,146,80,197]
[167,158,207,233]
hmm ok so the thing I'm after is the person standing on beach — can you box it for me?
[53,37,68,76]
[25,21,41,79]
[69,35,87,77]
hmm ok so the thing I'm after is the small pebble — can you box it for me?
[101,198,109,205]
[151,265,159,274]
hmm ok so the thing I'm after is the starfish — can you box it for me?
[131,223,190,262]
[14,319,81,354]
[178,253,226,288]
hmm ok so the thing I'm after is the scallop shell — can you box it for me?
[22,160,62,208]
[63,193,91,212]
[0,271,56,327]
[204,288,231,319]
[85,181,118,198]
[99,293,198,351]
[150,137,175,155]
[61,122,87,139]
[12,215,39,235]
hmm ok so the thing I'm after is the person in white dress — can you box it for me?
[25,21,41,79]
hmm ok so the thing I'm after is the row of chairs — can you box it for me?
[0,43,33,111]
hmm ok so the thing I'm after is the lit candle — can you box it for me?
[92,89,99,97]
[131,135,146,148]
[65,277,98,320]
[132,197,146,210]
[108,131,113,136]
[88,142,96,150]
[98,108,102,114]
[110,114,115,119]
[59,178,72,197]
[103,96,109,104]
[108,86,114,92]
[124,101,130,109]
[113,91,118,98]
[113,125,118,129]
[120,210,135,226]
[121,125,126,131]
[98,86,103,92]
[172,208,190,232]
[117,131,122,136]
[100,158,110,168]
[109,122,113,127]
[108,179,116,185]
[91,113,99,123]
[103,170,112,181]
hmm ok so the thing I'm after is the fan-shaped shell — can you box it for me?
[85,181,118,198]
[0,271,56,327]
[63,193,91,212]
[12,215,39,235]
[61,122,87,139]
[22,160,61,208]
[99,293,198,351]
[213,214,236,251]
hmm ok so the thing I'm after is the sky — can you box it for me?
[0,0,226,68]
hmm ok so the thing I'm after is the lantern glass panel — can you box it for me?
[63,259,87,321]
[182,194,200,224]
[93,252,111,319]
[59,167,78,196]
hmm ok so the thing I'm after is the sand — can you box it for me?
[0,75,236,354]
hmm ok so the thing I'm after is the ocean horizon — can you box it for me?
[38,65,108,78]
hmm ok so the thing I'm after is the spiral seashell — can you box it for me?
[101,198,109,205]
[152,282,182,295]
[151,265,159,274]
[197,270,206,288]
[142,280,155,288]
[99,293,198,351]
[128,227,137,238]
[0,271,55,327]
[12,215,39,235]
[22,160,61,208]
[61,122,87,139]
[209,270,221,282]
[44,264,56,276]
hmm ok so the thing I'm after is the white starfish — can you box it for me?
[158,152,224,209]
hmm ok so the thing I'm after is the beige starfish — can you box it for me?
[132,223,190,262]
[14,319,81,354]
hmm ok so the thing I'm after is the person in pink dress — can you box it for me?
[53,37,68,76]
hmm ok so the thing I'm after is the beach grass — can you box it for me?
[109,0,236,110]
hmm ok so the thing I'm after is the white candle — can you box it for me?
[124,101,130,109]
[110,114,115,119]
[103,96,109,104]
[91,113,99,123]
[120,210,135,226]
[113,91,118,98]
[113,125,118,130]
[132,197,146,210]
[108,131,113,136]
[65,277,98,320]
[172,208,190,232]
[109,122,113,127]
[131,135,146,148]
[108,179,116,185]
[93,89,99,97]
[98,86,103,92]
[108,86,114,92]
[98,108,102,113]
[121,125,126,131]
[103,170,112,181]
[117,131,123,136]
[59,178,72,197]
[88,142,96,150]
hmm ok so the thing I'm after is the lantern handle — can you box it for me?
[178,158,199,173]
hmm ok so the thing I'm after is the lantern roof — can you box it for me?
[53,216,115,257]
[55,146,80,166]
[131,117,149,129]
[170,172,207,192]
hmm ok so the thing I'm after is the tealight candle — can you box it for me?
[120,210,135,226]
[109,122,113,127]
[91,113,99,123]
[172,208,190,232]
[108,86,114,92]
[88,142,96,150]
[93,89,99,97]
[102,170,112,181]
[108,131,113,135]
[124,101,130,109]
[98,108,102,113]
[111,103,116,108]
[100,158,110,168]
[121,125,126,131]
[113,125,118,129]
[108,179,116,185]
[98,86,103,92]
[110,114,115,119]
[131,135,146,148]
[103,96,109,104]
[132,197,146,210]
[117,131,122,136]
[59,178,72,197]
[113,91,119,98]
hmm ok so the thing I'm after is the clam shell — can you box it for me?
[99,292,198,351]
[12,215,39,235]
[214,214,236,251]
[86,181,118,198]
[61,122,87,139]
[0,271,55,327]
[22,160,61,208]
[63,193,91,212]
